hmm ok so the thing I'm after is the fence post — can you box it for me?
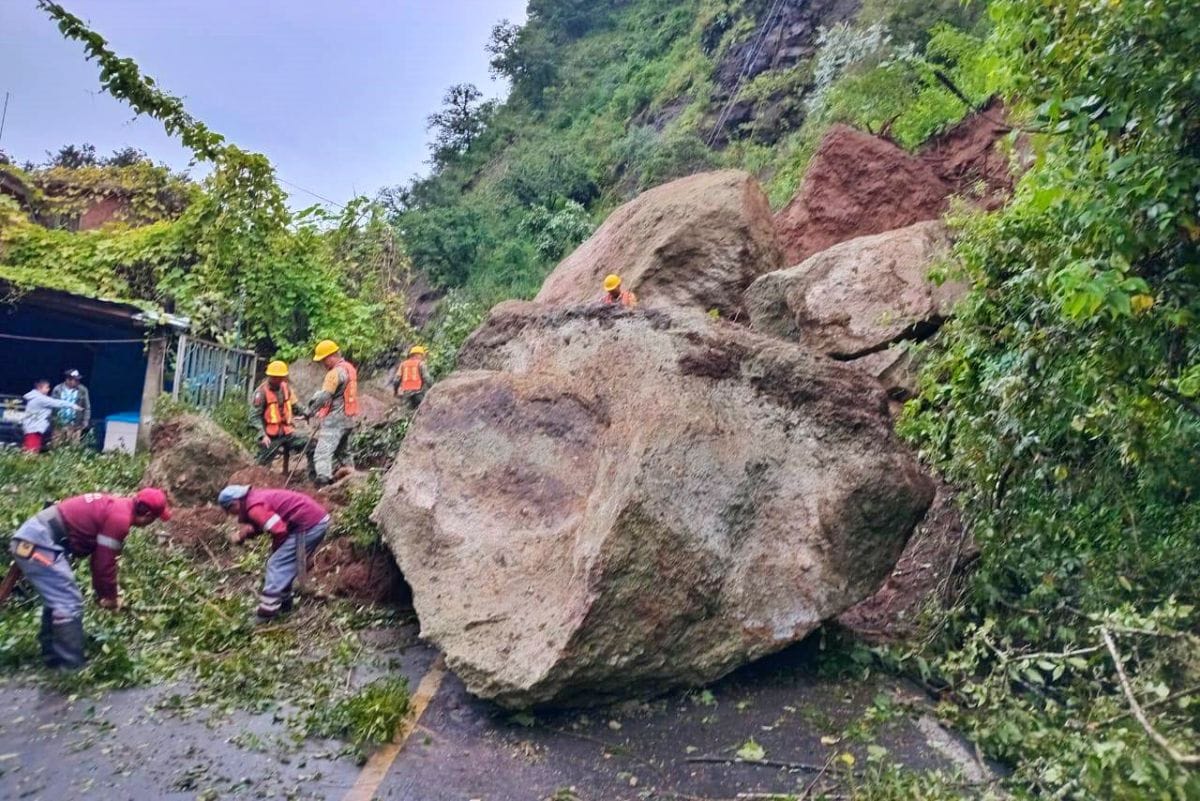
[172,334,188,401]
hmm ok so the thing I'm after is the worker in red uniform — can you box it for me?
[7,488,172,668]
[217,485,331,623]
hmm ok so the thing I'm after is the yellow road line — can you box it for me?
[342,656,447,801]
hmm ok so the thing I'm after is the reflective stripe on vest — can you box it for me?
[319,361,359,419]
[261,381,295,437]
[398,358,424,392]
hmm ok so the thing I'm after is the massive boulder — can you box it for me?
[376,302,934,707]
[144,412,253,506]
[775,107,1013,264]
[535,170,783,314]
[744,221,963,361]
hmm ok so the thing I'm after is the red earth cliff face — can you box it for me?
[775,102,1013,265]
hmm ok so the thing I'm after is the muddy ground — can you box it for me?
[0,620,993,801]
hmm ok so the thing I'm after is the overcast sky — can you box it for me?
[0,0,527,207]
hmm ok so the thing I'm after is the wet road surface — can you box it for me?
[0,624,987,800]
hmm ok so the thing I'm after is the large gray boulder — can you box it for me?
[375,301,934,707]
[744,220,963,359]
[535,170,783,315]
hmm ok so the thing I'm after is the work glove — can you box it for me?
[98,596,122,612]
[260,435,271,448]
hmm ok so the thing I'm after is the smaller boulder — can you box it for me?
[535,170,782,314]
[144,413,253,506]
[744,221,963,359]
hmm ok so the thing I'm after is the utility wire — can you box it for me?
[0,332,161,344]
[706,0,790,148]
[0,92,9,146]
[277,177,347,210]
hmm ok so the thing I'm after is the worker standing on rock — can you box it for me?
[7,488,171,668]
[600,274,637,307]
[217,485,330,623]
[251,360,311,474]
[306,340,359,486]
[392,345,433,411]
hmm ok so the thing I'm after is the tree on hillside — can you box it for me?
[486,20,557,107]
[427,84,493,167]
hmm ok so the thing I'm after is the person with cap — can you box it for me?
[52,369,91,445]
[217,484,331,623]
[7,487,171,668]
[600,274,638,307]
[391,345,433,411]
[250,360,311,474]
[21,379,81,454]
[305,340,359,486]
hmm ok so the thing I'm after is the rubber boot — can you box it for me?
[279,593,294,615]
[48,618,86,670]
[38,608,56,668]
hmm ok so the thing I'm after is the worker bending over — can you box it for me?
[7,488,171,668]
[600,274,637,307]
[392,345,433,410]
[251,360,311,474]
[218,485,331,624]
[306,340,359,486]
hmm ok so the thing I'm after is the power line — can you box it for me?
[277,177,347,210]
[0,332,162,345]
[706,0,790,148]
[0,92,9,146]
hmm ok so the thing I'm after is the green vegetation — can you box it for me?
[894,0,1200,797]
[308,677,410,758]
[0,446,404,748]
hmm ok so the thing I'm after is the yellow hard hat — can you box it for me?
[265,360,289,378]
[409,345,428,356]
[603,274,622,292]
[312,340,340,361]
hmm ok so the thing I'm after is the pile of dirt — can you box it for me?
[144,413,253,506]
[162,464,408,608]
[775,106,1014,264]
[838,483,977,642]
[378,301,933,708]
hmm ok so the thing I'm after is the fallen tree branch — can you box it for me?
[1098,683,1200,727]
[1101,627,1200,766]
[685,755,825,772]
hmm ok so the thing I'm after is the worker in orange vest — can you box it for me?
[250,360,311,474]
[600,274,637,307]
[306,340,359,486]
[392,345,433,411]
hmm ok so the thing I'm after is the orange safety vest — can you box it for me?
[260,381,295,437]
[398,357,425,393]
[600,289,637,308]
[318,360,359,419]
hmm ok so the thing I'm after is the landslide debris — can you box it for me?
[535,170,783,315]
[376,302,933,708]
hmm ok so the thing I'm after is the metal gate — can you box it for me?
[172,335,259,410]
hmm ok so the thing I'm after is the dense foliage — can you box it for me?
[898,0,1200,796]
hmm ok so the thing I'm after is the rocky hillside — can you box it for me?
[386,0,990,301]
